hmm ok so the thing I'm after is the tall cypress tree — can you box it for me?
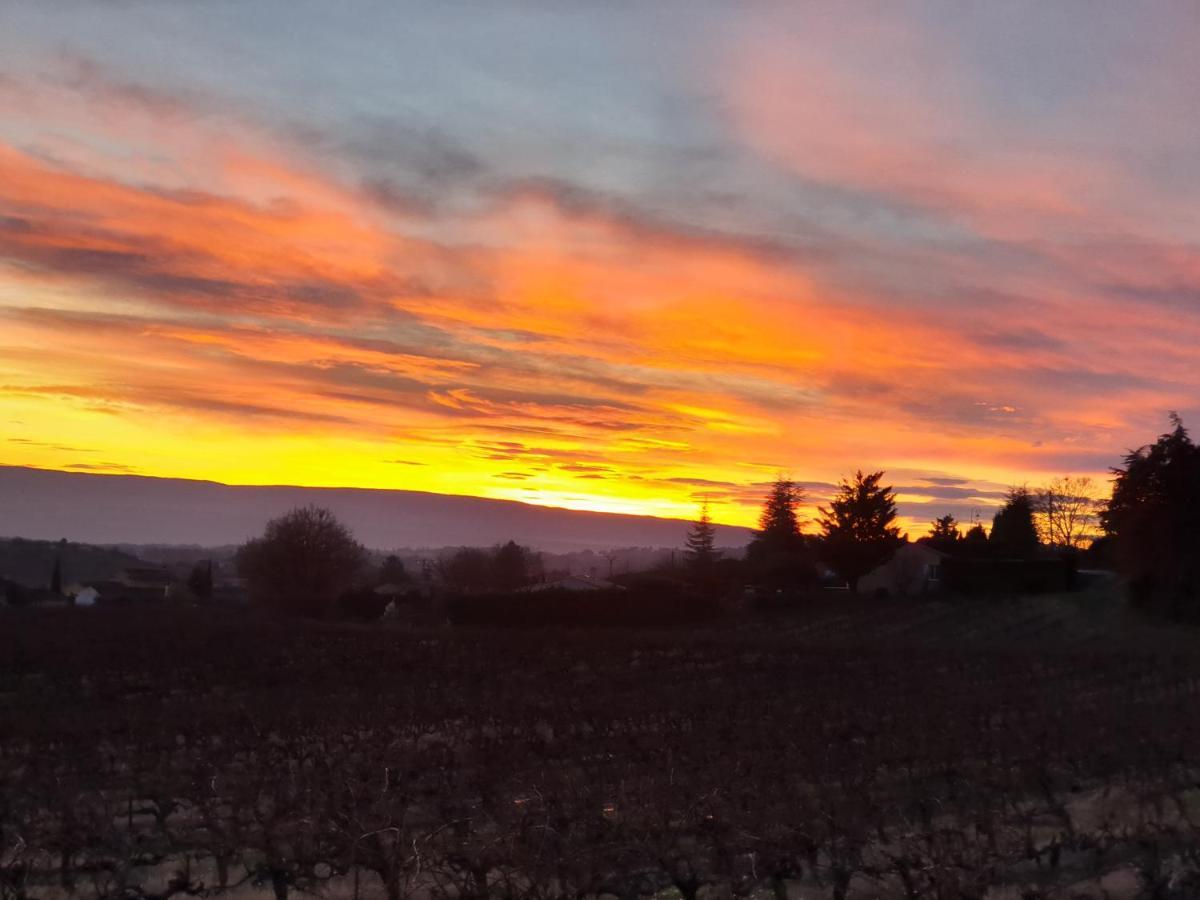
[684,500,719,575]
[753,478,803,549]
[747,477,812,586]
[990,487,1040,558]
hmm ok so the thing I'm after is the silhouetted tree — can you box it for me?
[3,581,27,607]
[187,559,213,599]
[818,470,902,593]
[755,477,803,545]
[492,540,533,591]
[1082,533,1113,570]
[378,554,409,585]
[963,523,988,549]
[438,543,537,592]
[746,478,813,586]
[990,488,1040,558]
[439,547,493,592]
[337,586,390,621]
[684,501,719,577]
[925,514,961,552]
[49,555,62,596]
[236,506,367,617]
[1102,414,1200,615]
[1035,476,1101,548]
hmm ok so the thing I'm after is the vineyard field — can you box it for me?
[3,597,1199,900]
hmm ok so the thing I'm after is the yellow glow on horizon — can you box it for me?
[0,87,1134,547]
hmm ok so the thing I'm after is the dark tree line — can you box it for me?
[438,540,540,592]
[235,509,541,618]
[731,466,1103,595]
[921,489,1057,560]
[908,415,1198,612]
[733,472,902,593]
[1103,414,1200,618]
[231,415,1198,617]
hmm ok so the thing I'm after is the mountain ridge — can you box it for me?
[0,466,753,551]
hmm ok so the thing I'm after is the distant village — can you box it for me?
[0,539,715,613]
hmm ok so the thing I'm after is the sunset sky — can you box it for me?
[2,2,1199,534]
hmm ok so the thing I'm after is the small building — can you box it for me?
[65,584,99,606]
[93,577,171,604]
[858,543,945,598]
[119,567,175,598]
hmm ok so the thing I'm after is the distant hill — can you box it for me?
[0,537,147,589]
[0,466,754,552]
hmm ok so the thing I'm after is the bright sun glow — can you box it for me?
[3,4,1197,538]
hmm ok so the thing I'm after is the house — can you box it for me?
[858,543,945,598]
[118,567,175,599]
[65,583,99,606]
[93,577,171,604]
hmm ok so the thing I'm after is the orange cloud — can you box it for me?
[715,11,1155,245]
[2,47,1193,535]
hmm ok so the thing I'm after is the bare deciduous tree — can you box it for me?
[1034,476,1101,548]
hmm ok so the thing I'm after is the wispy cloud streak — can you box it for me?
[1,5,1198,530]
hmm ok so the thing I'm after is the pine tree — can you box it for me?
[990,487,1040,558]
[50,554,62,595]
[684,500,718,574]
[754,478,803,548]
[818,470,902,593]
[926,514,961,551]
[746,477,813,586]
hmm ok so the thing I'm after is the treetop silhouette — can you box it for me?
[818,469,902,593]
